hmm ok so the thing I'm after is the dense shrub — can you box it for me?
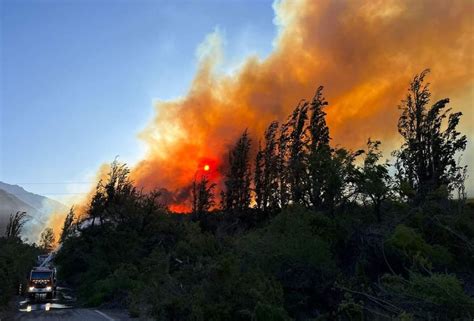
[387,224,453,270]
[0,238,39,308]
[382,272,474,319]
[54,197,474,320]
[240,207,337,317]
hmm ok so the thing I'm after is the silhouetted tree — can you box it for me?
[192,175,216,218]
[5,211,28,240]
[223,130,252,211]
[322,148,360,213]
[278,120,291,207]
[60,207,75,243]
[307,86,331,210]
[394,69,467,203]
[262,121,280,210]
[287,101,309,205]
[356,140,391,221]
[39,227,55,252]
[88,180,105,227]
[103,159,136,223]
[135,190,164,232]
[254,141,264,209]
[87,160,137,226]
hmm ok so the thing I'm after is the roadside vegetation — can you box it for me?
[0,212,40,311]
[54,70,474,320]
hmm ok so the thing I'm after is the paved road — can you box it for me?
[13,287,134,321]
[15,308,129,321]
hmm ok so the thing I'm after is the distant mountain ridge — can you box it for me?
[0,181,68,239]
[0,189,38,230]
[0,181,67,214]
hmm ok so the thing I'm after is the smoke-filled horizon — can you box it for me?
[128,0,473,211]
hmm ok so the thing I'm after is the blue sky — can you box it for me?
[1,0,275,199]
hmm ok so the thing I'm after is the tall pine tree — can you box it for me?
[192,175,216,218]
[223,130,252,211]
[262,121,280,210]
[394,69,467,203]
[307,86,331,209]
[287,101,309,205]
[254,141,264,210]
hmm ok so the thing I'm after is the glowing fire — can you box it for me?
[169,204,191,213]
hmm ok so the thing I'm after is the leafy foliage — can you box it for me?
[5,211,29,240]
[382,272,474,319]
[387,224,452,270]
[39,227,55,252]
[192,175,216,219]
[355,140,392,221]
[223,130,252,212]
[52,71,472,320]
[255,121,281,211]
[0,237,39,309]
[394,69,467,203]
[60,207,76,243]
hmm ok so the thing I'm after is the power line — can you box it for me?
[5,192,89,195]
[8,182,94,185]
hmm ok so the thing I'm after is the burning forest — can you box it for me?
[127,0,473,212]
[3,0,474,319]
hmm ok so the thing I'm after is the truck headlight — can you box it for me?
[46,286,52,291]
[28,286,35,292]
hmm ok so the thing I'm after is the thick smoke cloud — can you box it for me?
[129,0,473,210]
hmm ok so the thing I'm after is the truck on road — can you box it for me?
[26,266,57,300]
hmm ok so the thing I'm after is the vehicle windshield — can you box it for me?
[31,271,52,280]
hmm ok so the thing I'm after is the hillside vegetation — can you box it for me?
[0,212,40,312]
[50,70,474,320]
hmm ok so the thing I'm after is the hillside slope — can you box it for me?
[0,189,39,235]
[0,181,67,214]
[0,182,68,240]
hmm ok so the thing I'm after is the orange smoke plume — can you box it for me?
[131,0,474,210]
[45,163,114,242]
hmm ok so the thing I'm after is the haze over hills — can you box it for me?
[0,181,68,241]
[0,181,67,213]
[0,189,37,229]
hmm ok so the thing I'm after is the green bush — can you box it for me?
[336,293,363,321]
[0,238,39,308]
[84,263,139,306]
[382,272,474,319]
[240,208,337,316]
[253,302,290,321]
[387,224,452,269]
[242,207,336,275]
[53,177,474,321]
